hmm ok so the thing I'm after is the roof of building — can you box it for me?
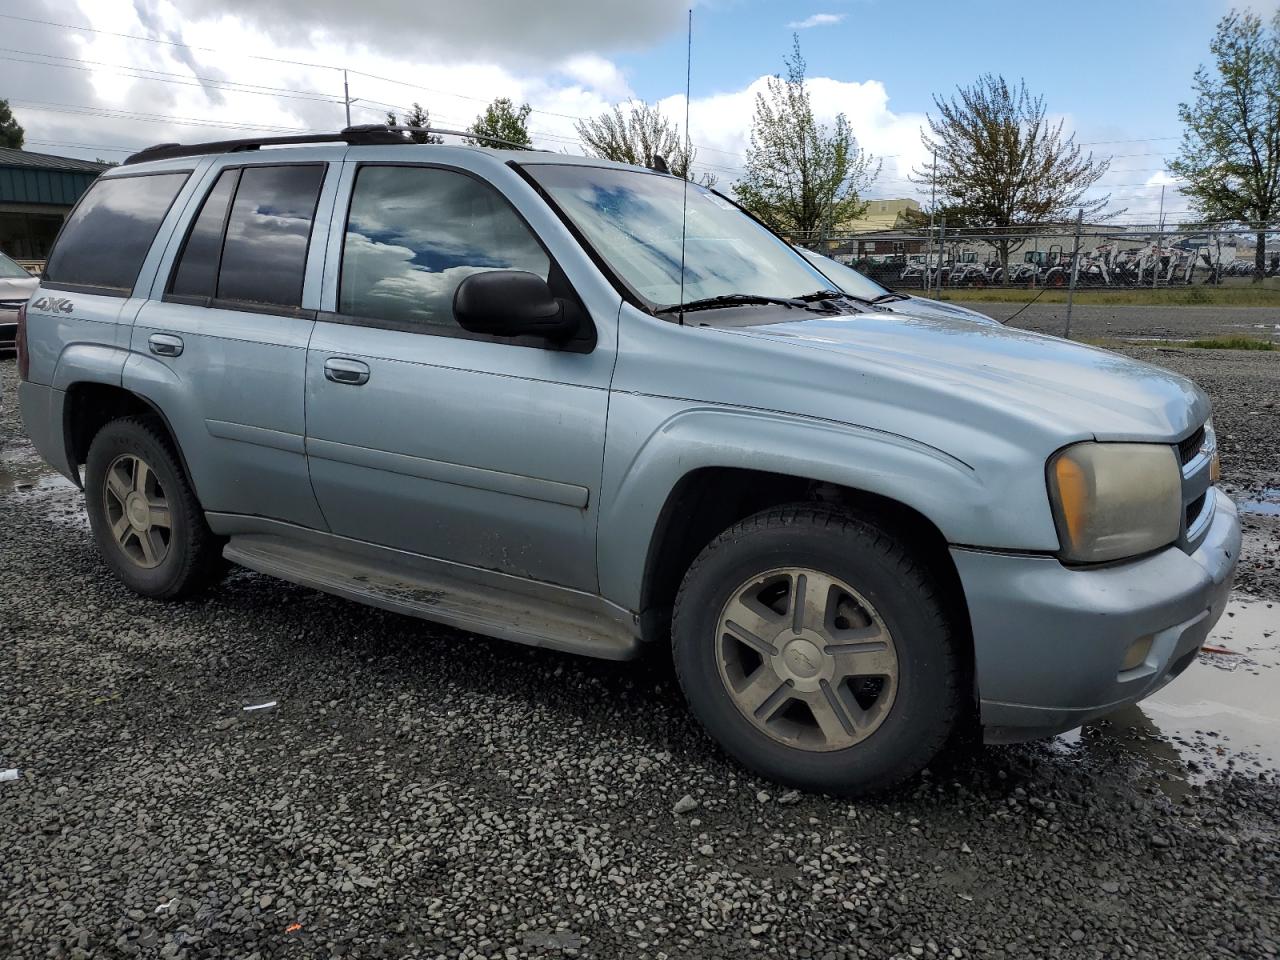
[0,147,110,173]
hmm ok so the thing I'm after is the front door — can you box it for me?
[304,162,613,591]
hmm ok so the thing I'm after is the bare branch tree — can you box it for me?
[913,74,1111,283]
[574,100,714,185]
[1170,10,1280,282]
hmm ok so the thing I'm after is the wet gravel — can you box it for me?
[2,356,1279,960]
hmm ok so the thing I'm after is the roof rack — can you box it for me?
[122,124,538,166]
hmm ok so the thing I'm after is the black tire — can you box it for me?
[672,505,963,796]
[85,416,225,600]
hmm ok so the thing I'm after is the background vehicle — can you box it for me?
[797,247,1002,326]
[0,250,37,354]
[17,126,1239,796]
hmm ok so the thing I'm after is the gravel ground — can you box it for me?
[975,301,1280,341]
[2,355,1279,960]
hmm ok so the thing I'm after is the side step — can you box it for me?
[223,534,641,660]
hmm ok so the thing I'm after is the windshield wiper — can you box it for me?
[869,291,911,304]
[793,289,851,303]
[656,293,809,315]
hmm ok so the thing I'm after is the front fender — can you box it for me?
[597,394,1057,611]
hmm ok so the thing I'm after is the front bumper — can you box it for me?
[952,490,1240,743]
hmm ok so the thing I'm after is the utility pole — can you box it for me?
[1065,208,1083,340]
[927,149,937,297]
[343,68,352,127]
[1153,184,1166,289]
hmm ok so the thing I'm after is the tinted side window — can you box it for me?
[216,165,324,308]
[169,168,238,300]
[339,165,549,329]
[44,172,189,294]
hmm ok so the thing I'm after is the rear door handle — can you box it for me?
[148,333,184,357]
[323,357,370,386]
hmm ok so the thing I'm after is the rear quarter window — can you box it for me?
[43,172,190,296]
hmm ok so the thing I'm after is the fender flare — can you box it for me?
[596,405,994,611]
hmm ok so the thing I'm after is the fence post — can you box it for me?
[1064,208,1083,340]
[935,216,946,298]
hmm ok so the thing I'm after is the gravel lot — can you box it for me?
[2,351,1278,960]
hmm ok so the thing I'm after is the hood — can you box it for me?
[0,275,38,304]
[720,310,1208,443]
[886,296,1001,326]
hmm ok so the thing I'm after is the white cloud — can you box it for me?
[159,0,691,63]
[788,13,845,29]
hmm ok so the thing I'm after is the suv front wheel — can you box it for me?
[672,506,963,796]
[85,417,225,600]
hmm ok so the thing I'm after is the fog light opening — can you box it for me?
[1121,635,1154,672]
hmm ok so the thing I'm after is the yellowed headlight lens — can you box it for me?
[1046,442,1182,563]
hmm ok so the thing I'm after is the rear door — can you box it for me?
[128,155,340,529]
[304,159,615,591]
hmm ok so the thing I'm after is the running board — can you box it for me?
[222,534,641,660]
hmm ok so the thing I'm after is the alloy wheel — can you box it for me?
[716,567,899,752]
[102,453,172,569]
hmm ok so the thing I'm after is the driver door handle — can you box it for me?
[323,357,370,386]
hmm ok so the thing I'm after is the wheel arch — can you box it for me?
[62,381,196,497]
[637,466,973,683]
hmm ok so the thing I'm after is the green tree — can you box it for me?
[913,74,1110,283]
[467,97,533,149]
[1171,10,1280,282]
[734,36,878,241]
[0,99,24,149]
[384,102,443,144]
[574,100,713,184]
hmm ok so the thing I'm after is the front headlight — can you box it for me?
[1046,442,1181,563]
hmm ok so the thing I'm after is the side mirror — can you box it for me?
[453,270,578,340]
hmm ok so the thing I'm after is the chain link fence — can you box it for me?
[798,220,1280,294]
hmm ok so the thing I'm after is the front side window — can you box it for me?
[339,165,550,329]
[524,163,833,308]
[216,165,324,308]
[44,172,189,294]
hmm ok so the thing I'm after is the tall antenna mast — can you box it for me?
[677,7,692,326]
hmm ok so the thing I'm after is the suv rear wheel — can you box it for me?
[672,505,962,795]
[85,417,225,600]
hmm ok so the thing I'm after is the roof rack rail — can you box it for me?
[122,124,539,166]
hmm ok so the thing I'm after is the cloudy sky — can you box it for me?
[0,0,1267,221]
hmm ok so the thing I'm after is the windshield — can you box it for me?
[796,248,890,300]
[0,251,30,279]
[526,164,836,309]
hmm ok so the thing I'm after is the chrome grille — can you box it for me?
[1177,420,1214,552]
[1177,425,1206,466]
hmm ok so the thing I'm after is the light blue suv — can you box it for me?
[16,126,1239,794]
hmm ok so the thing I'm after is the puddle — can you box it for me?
[1238,487,1280,517]
[1057,595,1280,794]
[0,442,84,526]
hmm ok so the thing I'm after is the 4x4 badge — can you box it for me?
[32,296,74,314]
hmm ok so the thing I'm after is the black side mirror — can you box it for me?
[453,270,578,340]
